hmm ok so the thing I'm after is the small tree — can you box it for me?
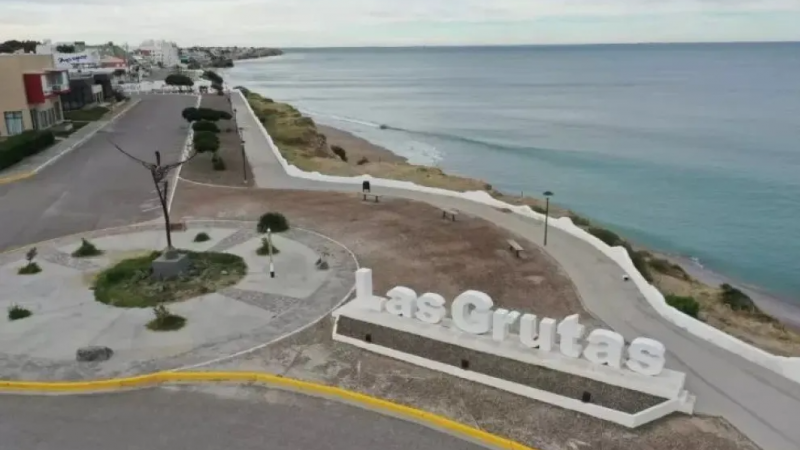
[257,212,289,233]
[331,145,347,162]
[18,247,41,275]
[165,73,194,93]
[202,70,223,85]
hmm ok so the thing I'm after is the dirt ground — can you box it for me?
[173,183,587,322]
[172,183,758,450]
[180,94,254,187]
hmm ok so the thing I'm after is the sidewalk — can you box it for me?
[0,99,141,184]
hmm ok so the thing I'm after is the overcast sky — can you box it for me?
[2,0,799,47]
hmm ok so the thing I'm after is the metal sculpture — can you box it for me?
[108,139,197,249]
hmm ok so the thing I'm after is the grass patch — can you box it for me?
[72,238,103,258]
[18,262,41,275]
[93,250,247,308]
[64,106,110,122]
[7,304,32,321]
[146,304,187,331]
[666,295,700,318]
[194,232,211,242]
[256,238,280,256]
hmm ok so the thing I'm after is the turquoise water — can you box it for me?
[228,43,800,302]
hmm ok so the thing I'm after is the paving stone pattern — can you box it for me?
[0,220,359,381]
[336,316,664,413]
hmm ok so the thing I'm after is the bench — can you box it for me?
[362,193,381,203]
[169,222,187,232]
[507,239,524,258]
[441,208,458,221]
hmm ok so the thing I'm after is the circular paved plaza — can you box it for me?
[0,220,357,381]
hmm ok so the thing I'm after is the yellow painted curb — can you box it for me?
[0,371,537,450]
[0,171,35,185]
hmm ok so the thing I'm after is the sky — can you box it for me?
[1,0,800,47]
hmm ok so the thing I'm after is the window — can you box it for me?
[54,102,62,122]
[4,111,24,135]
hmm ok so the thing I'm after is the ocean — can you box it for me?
[227,43,800,305]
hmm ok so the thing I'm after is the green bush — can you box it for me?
[257,212,289,233]
[7,304,32,321]
[530,205,546,214]
[570,214,591,227]
[587,227,625,247]
[256,238,280,256]
[212,155,226,171]
[649,257,690,280]
[356,157,369,166]
[0,130,56,170]
[18,262,41,275]
[72,238,103,258]
[193,131,220,153]
[331,145,348,162]
[234,86,251,96]
[194,232,211,242]
[720,283,758,313]
[182,107,200,122]
[192,121,220,133]
[63,106,109,122]
[666,295,700,318]
[146,304,186,331]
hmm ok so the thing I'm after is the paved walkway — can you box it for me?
[0,220,356,381]
[1,387,488,450]
[232,92,800,450]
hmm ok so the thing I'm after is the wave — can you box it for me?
[301,108,526,153]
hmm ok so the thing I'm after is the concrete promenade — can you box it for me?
[231,92,800,450]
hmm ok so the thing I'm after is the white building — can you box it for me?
[137,40,180,68]
[36,40,100,70]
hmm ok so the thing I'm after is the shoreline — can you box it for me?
[317,120,800,331]
[243,89,800,356]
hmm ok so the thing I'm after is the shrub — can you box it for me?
[7,304,32,321]
[212,155,226,171]
[72,238,103,258]
[570,214,591,227]
[648,257,690,280]
[192,121,220,133]
[194,232,211,242]
[720,284,758,312]
[234,86,251,96]
[530,205,546,214]
[257,212,289,233]
[622,244,653,282]
[587,227,625,247]
[182,107,200,122]
[19,262,41,275]
[193,131,220,153]
[146,304,186,331]
[202,70,223,85]
[63,107,109,122]
[0,131,56,170]
[666,295,700,318]
[331,145,348,162]
[356,156,369,166]
[256,238,280,256]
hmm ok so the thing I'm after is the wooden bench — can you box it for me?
[507,239,524,258]
[441,208,458,221]
[169,222,187,232]
[362,193,381,203]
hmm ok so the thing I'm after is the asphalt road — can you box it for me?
[0,388,487,450]
[231,92,800,450]
[0,94,197,252]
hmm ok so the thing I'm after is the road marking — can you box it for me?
[167,95,202,213]
[0,171,35,186]
[0,371,539,450]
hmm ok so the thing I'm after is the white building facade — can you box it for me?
[137,40,180,68]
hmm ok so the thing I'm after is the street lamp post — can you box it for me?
[543,191,554,246]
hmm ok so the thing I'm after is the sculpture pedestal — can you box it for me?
[151,249,190,279]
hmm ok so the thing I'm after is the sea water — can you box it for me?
[227,43,800,304]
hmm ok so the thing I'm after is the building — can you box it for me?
[137,40,180,68]
[0,54,69,137]
[60,72,105,112]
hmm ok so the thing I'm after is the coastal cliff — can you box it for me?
[242,89,800,357]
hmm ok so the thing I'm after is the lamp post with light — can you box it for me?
[543,191,554,246]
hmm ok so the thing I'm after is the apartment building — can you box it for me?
[137,40,180,68]
[0,54,69,136]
